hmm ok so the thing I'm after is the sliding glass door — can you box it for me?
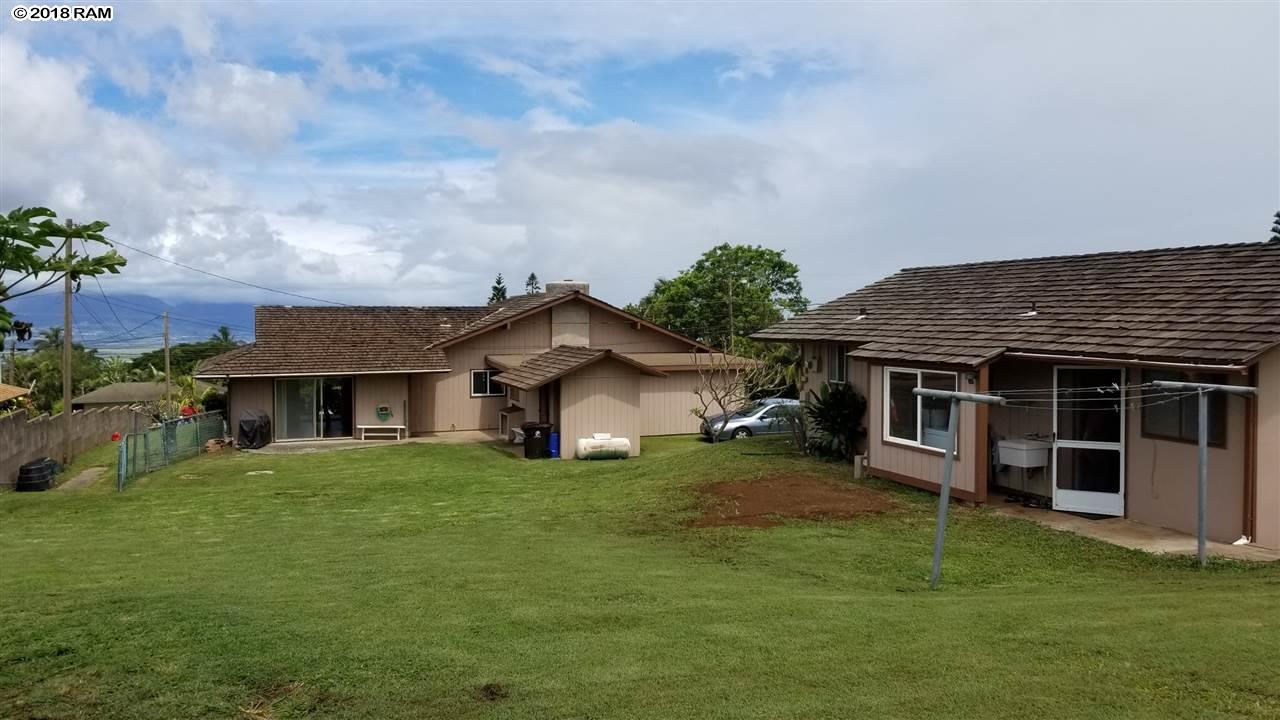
[274,377,354,440]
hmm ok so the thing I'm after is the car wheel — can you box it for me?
[732,427,752,440]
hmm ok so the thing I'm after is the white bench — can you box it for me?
[357,425,406,441]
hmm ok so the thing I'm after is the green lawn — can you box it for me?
[2,437,1277,719]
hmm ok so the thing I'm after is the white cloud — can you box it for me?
[719,53,776,84]
[298,37,394,91]
[2,2,1276,313]
[471,53,589,109]
[165,62,315,153]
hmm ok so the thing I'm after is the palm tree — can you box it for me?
[33,326,62,352]
[98,356,135,385]
[209,326,236,346]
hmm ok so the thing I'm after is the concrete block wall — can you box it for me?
[0,408,148,488]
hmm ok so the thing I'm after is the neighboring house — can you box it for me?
[195,281,749,457]
[71,380,216,411]
[0,383,30,414]
[754,241,1280,550]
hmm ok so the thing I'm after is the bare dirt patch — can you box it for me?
[472,682,510,702]
[689,473,896,528]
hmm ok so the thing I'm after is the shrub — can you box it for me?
[804,382,867,461]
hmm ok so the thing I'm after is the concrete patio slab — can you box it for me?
[990,498,1280,562]
[246,430,502,455]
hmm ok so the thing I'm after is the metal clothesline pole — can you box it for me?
[913,387,1008,590]
[1152,380,1257,567]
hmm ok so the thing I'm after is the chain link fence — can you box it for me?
[117,411,226,490]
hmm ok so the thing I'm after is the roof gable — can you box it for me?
[491,346,666,391]
[430,290,715,353]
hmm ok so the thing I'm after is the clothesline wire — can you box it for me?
[998,390,1201,412]
[976,391,1201,403]
[987,383,1154,395]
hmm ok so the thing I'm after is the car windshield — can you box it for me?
[730,402,770,418]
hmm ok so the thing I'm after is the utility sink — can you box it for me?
[998,439,1052,468]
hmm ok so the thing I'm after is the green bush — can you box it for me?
[804,381,867,461]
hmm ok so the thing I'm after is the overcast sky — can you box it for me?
[1,1,1276,310]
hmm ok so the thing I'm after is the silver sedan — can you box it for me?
[700,399,802,440]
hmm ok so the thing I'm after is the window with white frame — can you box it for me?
[885,367,958,451]
[470,369,504,397]
[827,344,849,383]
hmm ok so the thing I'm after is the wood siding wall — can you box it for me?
[638,371,714,436]
[229,378,274,438]
[589,305,695,352]
[1126,368,1249,543]
[559,358,642,457]
[988,360,1054,442]
[1255,348,1280,549]
[354,374,410,428]
[410,313,552,433]
[409,300,705,435]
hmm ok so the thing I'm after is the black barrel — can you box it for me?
[16,458,54,492]
[521,422,554,459]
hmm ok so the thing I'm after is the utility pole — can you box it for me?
[62,221,74,465]
[1152,380,1258,566]
[913,387,1007,590]
[726,275,734,355]
[163,311,171,416]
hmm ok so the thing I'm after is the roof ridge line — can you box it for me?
[899,240,1275,273]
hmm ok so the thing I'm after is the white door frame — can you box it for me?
[1052,365,1125,516]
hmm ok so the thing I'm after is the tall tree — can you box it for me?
[33,326,63,352]
[628,244,808,352]
[0,207,126,333]
[130,333,241,379]
[209,326,237,345]
[488,273,508,304]
[525,272,541,295]
[6,327,104,413]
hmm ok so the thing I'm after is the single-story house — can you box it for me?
[0,382,30,410]
[195,281,749,457]
[754,241,1280,550]
[71,380,217,411]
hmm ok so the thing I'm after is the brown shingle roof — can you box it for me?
[72,380,215,405]
[486,351,758,372]
[196,305,493,377]
[197,288,714,378]
[0,383,30,403]
[754,241,1280,367]
[491,346,665,391]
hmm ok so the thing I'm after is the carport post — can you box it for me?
[913,388,1007,590]
[1152,380,1257,567]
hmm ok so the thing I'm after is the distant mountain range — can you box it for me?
[7,292,257,357]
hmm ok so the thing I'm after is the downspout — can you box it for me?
[1244,365,1259,542]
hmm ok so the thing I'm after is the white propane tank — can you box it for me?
[575,436,632,459]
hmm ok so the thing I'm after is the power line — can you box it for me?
[80,238,136,336]
[72,294,111,333]
[85,315,163,345]
[109,239,347,306]
[76,294,255,334]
